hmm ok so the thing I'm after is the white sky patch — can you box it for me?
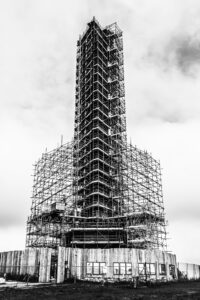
[0,0,200,264]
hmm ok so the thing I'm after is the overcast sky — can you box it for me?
[0,0,200,264]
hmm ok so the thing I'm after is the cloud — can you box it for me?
[0,0,199,264]
[0,212,24,228]
[146,32,200,77]
[139,2,200,77]
[175,34,200,74]
[126,65,200,127]
[0,227,26,252]
[124,9,200,125]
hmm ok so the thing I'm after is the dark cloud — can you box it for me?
[175,36,200,74]
[146,31,200,76]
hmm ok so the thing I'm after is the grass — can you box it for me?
[0,280,200,300]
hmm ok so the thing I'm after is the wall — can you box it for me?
[0,248,40,279]
[20,248,40,275]
[0,248,52,282]
[178,263,200,280]
[39,248,52,282]
[57,247,178,283]
[1,248,199,283]
[0,251,23,276]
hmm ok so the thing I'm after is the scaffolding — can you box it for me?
[122,144,167,250]
[26,18,167,252]
[26,141,74,249]
[26,140,166,250]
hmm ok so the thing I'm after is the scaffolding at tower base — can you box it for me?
[26,141,74,249]
[66,141,167,250]
[122,143,167,250]
[26,140,167,251]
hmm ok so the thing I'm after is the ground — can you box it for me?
[0,280,200,299]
